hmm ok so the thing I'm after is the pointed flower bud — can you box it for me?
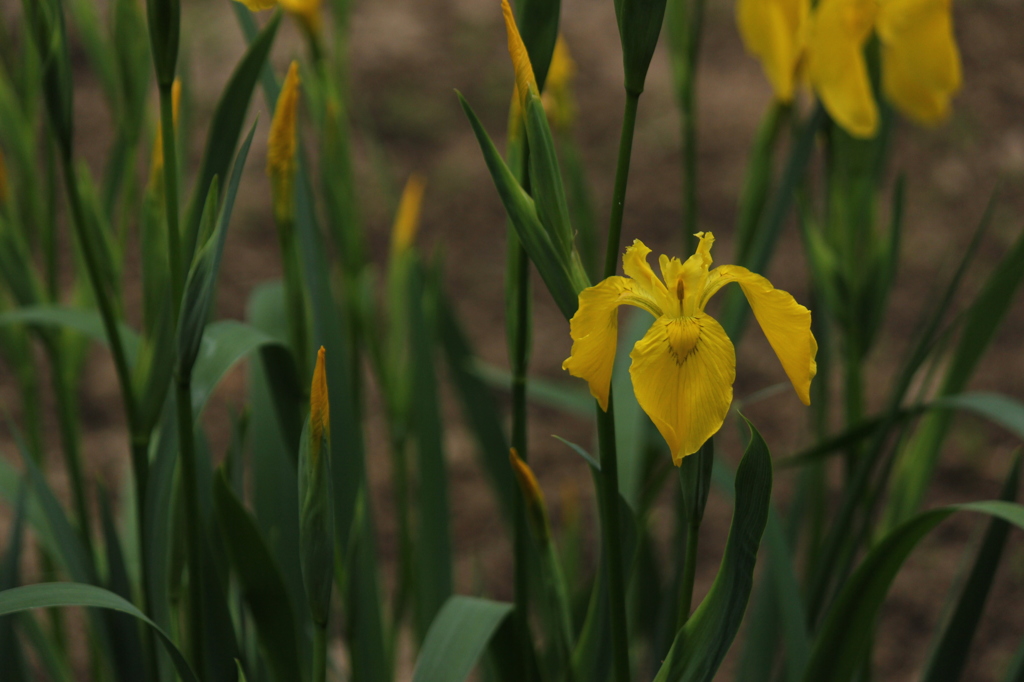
[542,35,577,130]
[390,174,426,256]
[509,448,551,546]
[268,61,301,224]
[148,78,182,189]
[146,0,181,88]
[501,0,538,109]
[614,0,669,95]
[300,346,334,626]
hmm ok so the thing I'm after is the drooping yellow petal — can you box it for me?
[390,174,426,255]
[234,0,278,11]
[501,0,538,108]
[877,0,960,125]
[807,0,879,138]
[268,61,301,223]
[629,313,736,465]
[310,345,330,457]
[562,276,662,411]
[700,265,817,405]
[737,0,809,101]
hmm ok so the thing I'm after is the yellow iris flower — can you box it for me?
[737,0,961,138]
[563,233,817,464]
[235,0,321,35]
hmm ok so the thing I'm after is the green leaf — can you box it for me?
[0,306,141,363]
[411,596,514,682]
[213,470,304,682]
[98,490,146,682]
[458,92,580,319]
[410,267,453,639]
[471,361,593,418]
[438,297,516,527]
[0,583,198,682]
[804,499,1024,682]
[183,11,280,264]
[0,484,29,682]
[178,122,256,376]
[524,95,574,260]
[515,0,560,89]
[190,320,288,419]
[654,417,772,682]
[919,455,1021,682]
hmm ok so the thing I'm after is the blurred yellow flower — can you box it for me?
[148,78,182,190]
[736,0,809,103]
[234,0,321,35]
[268,61,301,223]
[390,174,426,256]
[563,233,816,464]
[542,35,577,130]
[738,0,961,138]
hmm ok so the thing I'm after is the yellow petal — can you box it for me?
[501,0,538,108]
[737,0,808,101]
[281,0,322,35]
[562,276,661,411]
[666,231,715,317]
[268,61,301,222]
[390,174,426,255]
[235,0,278,10]
[877,0,960,125]
[701,265,817,405]
[807,0,879,138]
[623,239,673,315]
[629,314,736,465]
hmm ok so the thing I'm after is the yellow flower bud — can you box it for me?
[501,0,538,109]
[310,345,329,457]
[148,79,182,190]
[390,174,426,256]
[541,35,577,130]
[268,61,301,224]
[509,448,550,545]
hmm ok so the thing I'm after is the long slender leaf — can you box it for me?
[213,470,304,682]
[654,417,773,682]
[411,596,514,682]
[920,455,1021,682]
[0,583,198,682]
[804,500,1024,682]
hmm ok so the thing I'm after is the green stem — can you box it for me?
[680,0,705,254]
[158,82,182,322]
[312,622,328,682]
[511,238,533,679]
[676,516,700,629]
[175,379,205,679]
[597,400,630,682]
[47,342,94,562]
[278,218,310,377]
[602,91,640,280]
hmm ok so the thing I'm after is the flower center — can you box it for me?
[666,317,700,365]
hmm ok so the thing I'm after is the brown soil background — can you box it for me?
[2,0,1024,679]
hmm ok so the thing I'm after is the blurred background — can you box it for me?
[2,0,1024,678]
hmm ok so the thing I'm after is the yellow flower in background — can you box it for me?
[542,36,577,130]
[739,0,961,138]
[268,61,301,223]
[235,0,322,36]
[563,233,817,464]
[736,0,809,103]
[390,174,427,256]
